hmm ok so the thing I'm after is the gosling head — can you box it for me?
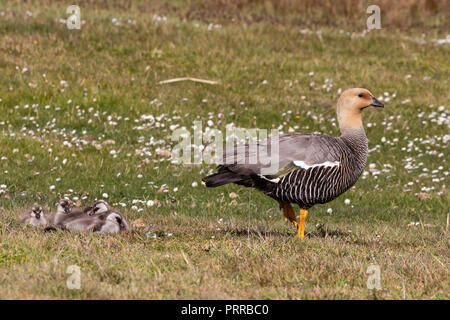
[106,212,130,232]
[31,204,43,219]
[85,200,109,216]
[337,88,384,133]
[56,199,73,214]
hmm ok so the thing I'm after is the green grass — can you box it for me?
[0,1,448,299]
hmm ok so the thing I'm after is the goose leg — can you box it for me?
[286,204,298,228]
[297,209,308,238]
[278,202,298,228]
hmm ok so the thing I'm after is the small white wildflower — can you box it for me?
[49,185,55,190]
[344,199,351,205]
[443,135,450,144]
[102,193,108,198]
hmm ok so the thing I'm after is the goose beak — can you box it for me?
[370,97,384,108]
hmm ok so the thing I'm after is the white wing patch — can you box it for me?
[293,160,340,169]
[258,160,339,184]
[258,175,280,183]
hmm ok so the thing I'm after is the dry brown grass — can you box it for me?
[175,0,448,28]
[12,0,450,30]
[1,207,448,299]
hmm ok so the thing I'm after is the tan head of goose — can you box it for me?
[18,203,49,227]
[202,88,383,238]
[337,88,383,134]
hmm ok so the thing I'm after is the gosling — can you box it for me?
[18,204,50,227]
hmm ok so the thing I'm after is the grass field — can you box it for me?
[0,1,449,299]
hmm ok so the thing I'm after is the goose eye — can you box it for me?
[358,93,364,98]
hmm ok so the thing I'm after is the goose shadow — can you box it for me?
[221,224,351,239]
[306,224,352,239]
[222,227,293,238]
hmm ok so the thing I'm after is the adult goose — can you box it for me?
[202,88,384,238]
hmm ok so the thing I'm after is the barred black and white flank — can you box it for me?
[202,88,384,238]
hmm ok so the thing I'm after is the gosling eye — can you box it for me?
[358,93,364,98]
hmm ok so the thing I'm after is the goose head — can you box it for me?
[85,200,109,216]
[337,88,383,134]
[106,212,130,232]
[31,204,43,219]
[56,199,73,214]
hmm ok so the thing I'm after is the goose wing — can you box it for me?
[203,133,342,187]
[18,210,31,224]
